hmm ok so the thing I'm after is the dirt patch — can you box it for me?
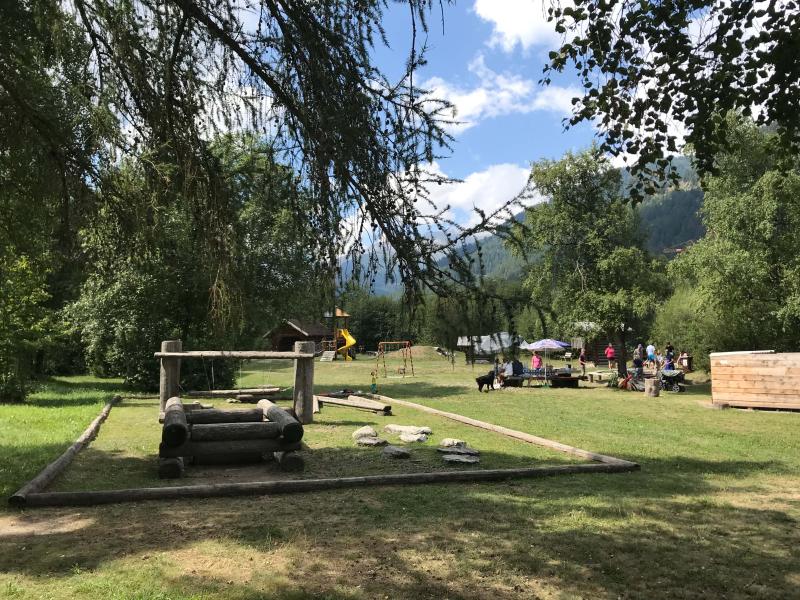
[0,512,94,538]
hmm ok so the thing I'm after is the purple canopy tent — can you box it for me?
[520,338,570,386]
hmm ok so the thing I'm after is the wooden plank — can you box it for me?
[185,388,280,398]
[159,439,301,459]
[314,395,390,414]
[9,396,120,506]
[154,351,314,359]
[190,422,281,441]
[709,350,776,357]
[712,399,800,410]
[185,408,264,424]
[17,462,637,507]
[711,373,800,382]
[713,385,800,396]
[711,392,800,406]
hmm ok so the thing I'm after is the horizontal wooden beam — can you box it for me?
[15,462,636,507]
[185,387,280,398]
[154,351,314,359]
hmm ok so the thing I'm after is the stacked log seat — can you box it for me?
[711,351,800,410]
[158,397,305,477]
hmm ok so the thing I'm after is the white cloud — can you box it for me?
[424,55,578,132]
[473,0,561,52]
[422,162,541,228]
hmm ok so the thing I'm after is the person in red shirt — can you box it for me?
[604,342,616,370]
[531,351,543,372]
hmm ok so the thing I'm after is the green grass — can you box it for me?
[1,350,799,599]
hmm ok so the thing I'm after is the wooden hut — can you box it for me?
[265,320,330,352]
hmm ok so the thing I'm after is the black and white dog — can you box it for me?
[475,370,495,392]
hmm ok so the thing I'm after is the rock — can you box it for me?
[382,445,411,459]
[384,424,432,435]
[439,438,466,448]
[437,446,480,456]
[352,426,378,440]
[399,432,428,443]
[356,436,387,447]
[442,454,480,464]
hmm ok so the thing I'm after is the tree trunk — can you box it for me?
[617,328,628,377]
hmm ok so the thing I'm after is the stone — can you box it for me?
[382,445,411,459]
[442,454,480,464]
[384,424,432,435]
[437,446,480,456]
[399,432,428,443]
[352,426,378,440]
[356,436,387,447]
[439,438,466,448]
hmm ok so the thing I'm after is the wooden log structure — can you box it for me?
[9,395,120,506]
[158,457,185,479]
[186,408,264,424]
[711,351,800,410]
[293,341,316,425]
[644,379,661,397]
[15,462,636,507]
[159,340,182,413]
[161,397,189,447]
[185,387,280,398]
[314,395,391,415]
[257,399,304,443]
[273,450,305,472]
[159,439,301,459]
[190,422,281,442]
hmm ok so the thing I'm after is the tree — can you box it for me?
[514,148,667,372]
[544,1,800,197]
[668,117,800,355]
[2,0,512,312]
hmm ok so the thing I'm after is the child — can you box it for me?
[370,370,377,394]
[578,348,587,377]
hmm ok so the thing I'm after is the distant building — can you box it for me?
[265,319,330,352]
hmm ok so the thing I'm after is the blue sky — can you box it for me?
[372,1,598,225]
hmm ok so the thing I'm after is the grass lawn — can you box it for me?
[1,348,799,599]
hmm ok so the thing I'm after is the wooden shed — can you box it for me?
[265,320,330,352]
[711,350,800,410]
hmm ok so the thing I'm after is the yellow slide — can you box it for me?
[337,328,356,361]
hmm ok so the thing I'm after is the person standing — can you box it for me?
[578,348,587,377]
[531,351,543,373]
[604,342,616,370]
[646,342,656,368]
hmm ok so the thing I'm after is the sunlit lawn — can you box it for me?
[1,349,799,599]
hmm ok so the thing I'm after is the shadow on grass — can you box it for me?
[22,377,130,408]
[0,455,797,599]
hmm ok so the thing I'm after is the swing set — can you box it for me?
[376,341,415,378]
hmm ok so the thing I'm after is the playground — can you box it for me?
[2,348,800,599]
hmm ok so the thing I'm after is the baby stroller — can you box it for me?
[660,369,686,392]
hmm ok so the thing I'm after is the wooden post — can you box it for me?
[159,340,182,413]
[293,341,315,424]
[644,378,661,397]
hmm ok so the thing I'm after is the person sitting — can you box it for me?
[664,355,675,371]
[512,358,524,376]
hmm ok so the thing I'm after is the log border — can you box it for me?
[9,395,121,506]
[9,393,638,508]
